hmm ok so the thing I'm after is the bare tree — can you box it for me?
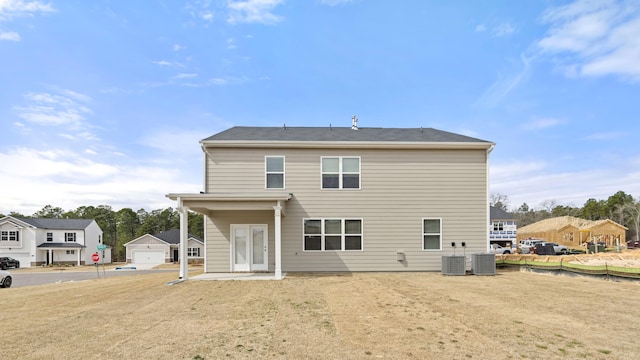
[490,193,510,211]
[620,201,640,242]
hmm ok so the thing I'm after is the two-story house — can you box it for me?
[489,206,517,249]
[167,125,494,279]
[0,216,109,267]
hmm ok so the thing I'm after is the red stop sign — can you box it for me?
[91,253,100,262]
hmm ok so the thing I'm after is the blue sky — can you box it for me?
[1,0,640,215]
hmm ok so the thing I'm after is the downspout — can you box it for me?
[81,228,86,266]
[486,144,495,251]
[201,143,210,193]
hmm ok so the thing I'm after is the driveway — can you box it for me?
[8,268,177,288]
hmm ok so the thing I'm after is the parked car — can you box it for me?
[627,240,640,248]
[0,256,20,270]
[490,244,513,254]
[540,242,569,255]
[0,270,12,288]
[518,239,545,254]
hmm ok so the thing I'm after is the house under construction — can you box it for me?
[517,216,626,249]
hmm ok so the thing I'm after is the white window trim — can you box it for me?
[302,218,364,252]
[187,247,201,257]
[422,217,442,251]
[265,156,286,190]
[46,232,53,242]
[65,232,77,243]
[320,156,361,190]
[1,230,20,242]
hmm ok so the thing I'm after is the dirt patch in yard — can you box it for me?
[1,270,639,359]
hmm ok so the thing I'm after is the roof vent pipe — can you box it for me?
[351,115,358,130]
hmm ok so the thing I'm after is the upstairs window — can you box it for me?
[493,222,504,231]
[265,156,285,189]
[47,232,53,242]
[1,231,19,242]
[321,157,360,189]
[65,232,76,242]
[423,218,442,251]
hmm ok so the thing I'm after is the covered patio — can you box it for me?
[166,192,291,281]
[37,243,86,266]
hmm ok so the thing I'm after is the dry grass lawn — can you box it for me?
[2,269,639,359]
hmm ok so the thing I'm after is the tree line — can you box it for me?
[491,190,640,241]
[1,205,204,261]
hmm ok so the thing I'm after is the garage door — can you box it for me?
[132,250,165,264]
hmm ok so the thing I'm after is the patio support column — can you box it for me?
[77,250,81,266]
[48,248,52,265]
[274,203,282,280]
[178,197,189,280]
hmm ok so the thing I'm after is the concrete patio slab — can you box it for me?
[190,272,286,281]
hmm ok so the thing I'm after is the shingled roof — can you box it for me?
[16,218,94,230]
[203,126,492,144]
[490,206,514,221]
[153,229,203,244]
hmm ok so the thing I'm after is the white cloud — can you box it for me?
[172,44,186,51]
[490,158,640,210]
[153,60,173,66]
[173,72,198,79]
[200,10,214,21]
[0,0,53,15]
[0,29,18,40]
[184,0,216,26]
[475,21,515,36]
[475,54,531,108]
[173,75,249,87]
[0,0,54,41]
[522,117,564,131]
[227,0,284,25]
[138,128,210,156]
[0,147,200,215]
[493,22,515,36]
[537,0,640,81]
[14,91,92,128]
[492,166,640,211]
[320,0,354,6]
[227,37,236,49]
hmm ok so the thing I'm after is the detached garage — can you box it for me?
[123,229,204,265]
[132,250,165,264]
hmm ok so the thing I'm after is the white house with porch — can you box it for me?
[0,216,109,267]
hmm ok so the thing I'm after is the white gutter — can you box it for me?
[200,140,495,150]
[486,144,495,251]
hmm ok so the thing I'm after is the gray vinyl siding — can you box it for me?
[205,147,488,272]
[205,211,275,272]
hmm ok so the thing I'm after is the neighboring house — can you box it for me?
[0,216,110,267]
[517,216,626,249]
[167,125,495,279]
[123,229,204,265]
[489,206,517,249]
